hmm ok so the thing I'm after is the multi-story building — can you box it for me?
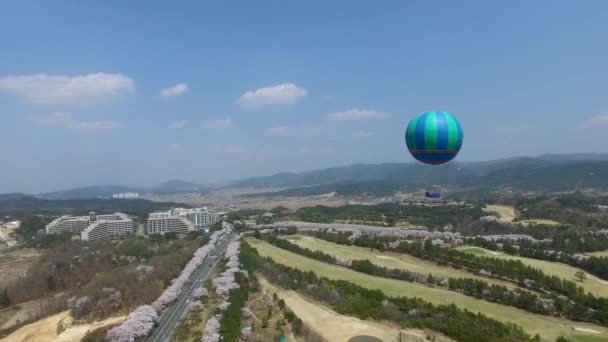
[147,207,221,235]
[46,212,133,241]
[112,192,140,199]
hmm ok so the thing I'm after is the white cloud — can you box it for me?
[351,130,372,139]
[328,108,390,121]
[202,117,232,129]
[493,124,536,135]
[168,143,182,151]
[168,120,190,129]
[30,112,120,132]
[237,83,307,108]
[579,115,608,128]
[161,83,189,98]
[0,73,134,105]
[265,125,292,136]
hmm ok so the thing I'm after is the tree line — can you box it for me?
[468,234,608,281]
[260,234,608,326]
[240,240,536,342]
[292,202,484,228]
[283,229,608,321]
[218,272,249,342]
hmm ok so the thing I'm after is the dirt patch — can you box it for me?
[1,310,124,342]
[0,248,39,289]
[257,275,448,342]
[483,205,516,222]
[375,255,397,260]
[574,327,601,334]
[56,315,125,341]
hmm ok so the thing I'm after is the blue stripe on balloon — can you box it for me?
[455,117,464,150]
[435,112,448,150]
[412,151,457,165]
[414,112,427,150]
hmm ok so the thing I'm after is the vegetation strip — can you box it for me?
[467,233,608,281]
[292,227,608,325]
[107,225,231,342]
[262,233,608,327]
[241,239,535,342]
[245,237,608,341]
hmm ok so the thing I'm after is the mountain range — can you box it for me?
[13,153,608,200]
[37,180,209,200]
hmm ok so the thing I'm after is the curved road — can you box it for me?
[146,235,232,342]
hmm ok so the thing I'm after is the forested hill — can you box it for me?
[39,180,209,200]
[229,154,608,193]
[0,195,189,217]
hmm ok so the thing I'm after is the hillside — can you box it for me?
[229,155,608,196]
[38,180,209,200]
[0,195,190,217]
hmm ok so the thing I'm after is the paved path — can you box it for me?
[146,236,232,342]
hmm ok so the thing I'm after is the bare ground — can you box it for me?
[1,311,124,342]
[142,188,348,210]
[0,248,39,289]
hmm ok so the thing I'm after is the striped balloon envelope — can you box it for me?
[405,111,463,165]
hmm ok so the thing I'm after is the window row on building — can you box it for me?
[147,207,221,235]
[46,212,133,241]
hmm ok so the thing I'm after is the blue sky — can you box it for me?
[1,1,607,193]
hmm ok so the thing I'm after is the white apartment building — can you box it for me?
[46,212,134,241]
[112,192,140,199]
[147,207,221,235]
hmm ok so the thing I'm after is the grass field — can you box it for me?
[281,235,523,291]
[521,218,561,226]
[0,247,39,288]
[256,275,442,342]
[484,205,517,221]
[589,251,608,257]
[457,246,608,298]
[483,205,561,226]
[245,237,608,342]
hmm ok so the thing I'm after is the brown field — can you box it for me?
[143,188,348,210]
[1,310,124,342]
[0,248,39,289]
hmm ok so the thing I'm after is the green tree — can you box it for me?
[0,288,10,307]
[575,271,586,282]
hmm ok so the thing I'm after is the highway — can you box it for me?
[146,235,232,342]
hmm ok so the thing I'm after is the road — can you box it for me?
[146,235,232,342]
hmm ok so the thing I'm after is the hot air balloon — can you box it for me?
[405,111,463,198]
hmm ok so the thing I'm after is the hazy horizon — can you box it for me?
[2,1,607,193]
[3,151,608,194]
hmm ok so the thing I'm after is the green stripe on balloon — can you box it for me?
[444,112,458,150]
[424,111,438,151]
[407,114,420,150]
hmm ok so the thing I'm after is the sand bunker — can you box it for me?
[574,327,601,334]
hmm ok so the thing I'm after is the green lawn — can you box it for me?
[457,246,608,298]
[246,237,608,342]
[281,234,522,291]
